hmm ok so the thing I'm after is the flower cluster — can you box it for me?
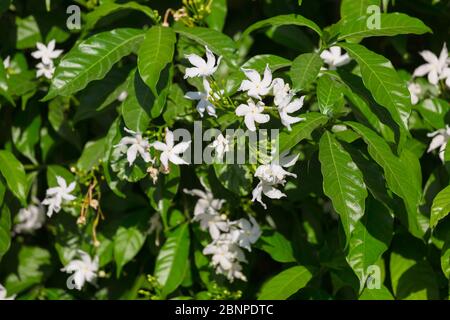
[408,43,450,163]
[237,65,306,131]
[115,127,191,171]
[184,188,261,282]
[31,39,63,79]
[252,153,299,209]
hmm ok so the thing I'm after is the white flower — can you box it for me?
[3,56,10,69]
[185,78,219,117]
[36,61,55,79]
[42,176,76,218]
[115,127,152,166]
[277,95,306,131]
[0,284,15,300]
[61,250,99,291]
[408,83,422,105]
[252,154,299,209]
[235,99,270,131]
[203,233,248,282]
[427,125,450,162]
[272,78,292,106]
[320,46,351,70]
[231,216,261,251]
[184,188,227,240]
[14,201,45,234]
[211,134,230,159]
[117,91,128,102]
[442,67,450,88]
[413,43,448,85]
[184,46,222,79]
[31,39,63,65]
[239,65,273,100]
[153,128,191,170]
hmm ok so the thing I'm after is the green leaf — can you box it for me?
[12,104,41,164]
[359,285,394,300]
[206,0,227,32]
[290,53,323,91]
[339,43,411,148]
[243,14,322,38]
[0,205,11,262]
[213,163,252,196]
[319,131,368,241]
[258,266,314,300]
[5,246,52,295]
[278,112,328,154]
[44,28,145,100]
[430,185,450,229]
[146,164,180,228]
[174,25,238,66]
[154,223,190,297]
[138,26,176,95]
[347,198,393,289]
[0,150,28,206]
[416,98,450,130]
[121,70,153,133]
[441,237,450,279]
[337,13,432,41]
[0,57,14,105]
[113,213,147,277]
[84,1,158,31]
[76,138,107,172]
[346,122,423,238]
[390,236,439,299]
[316,74,344,115]
[257,230,296,263]
[340,0,380,20]
[16,15,42,49]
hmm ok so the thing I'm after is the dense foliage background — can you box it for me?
[0,0,450,300]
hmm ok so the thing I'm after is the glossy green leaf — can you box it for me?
[337,13,431,41]
[430,185,450,229]
[441,237,450,279]
[138,26,176,94]
[278,112,328,154]
[290,53,323,91]
[316,74,343,115]
[339,43,411,147]
[44,28,145,100]
[114,221,147,277]
[121,70,153,133]
[0,150,28,206]
[340,0,380,20]
[359,285,394,300]
[0,205,11,261]
[206,0,227,31]
[347,198,393,288]
[84,1,158,31]
[174,25,238,65]
[257,230,296,263]
[154,223,190,297]
[319,131,368,241]
[243,14,322,38]
[76,138,107,172]
[258,266,314,300]
[347,122,423,238]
